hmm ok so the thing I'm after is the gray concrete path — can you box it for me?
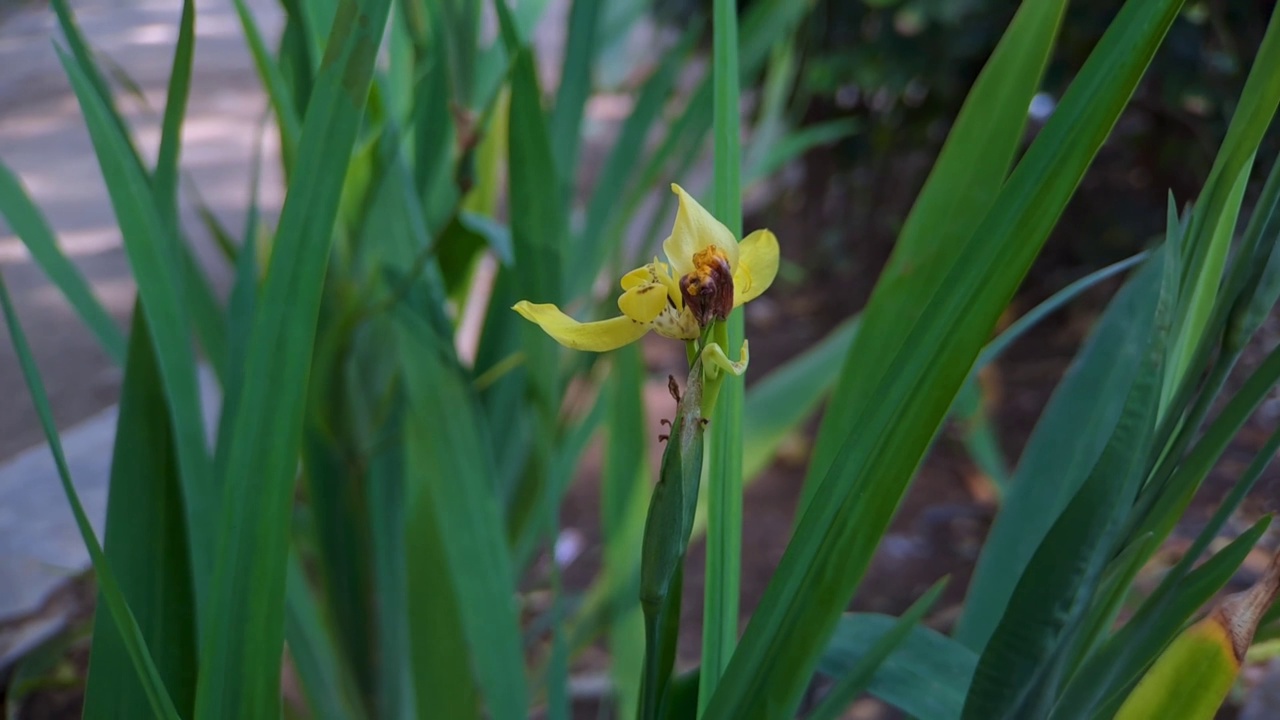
[0,0,281,663]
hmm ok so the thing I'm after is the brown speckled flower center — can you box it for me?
[680,246,734,328]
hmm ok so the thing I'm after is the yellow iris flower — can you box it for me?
[513,184,779,357]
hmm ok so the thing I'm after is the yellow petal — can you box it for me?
[621,265,653,291]
[622,259,683,309]
[662,184,739,276]
[513,301,649,352]
[734,229,779,307]
[618,282,667,323]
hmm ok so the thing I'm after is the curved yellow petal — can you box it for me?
[618,282,667,323]
[733,229,779,307]
[623,259,683,309]
[662,184,738,276]
[621,265,653,291]
[513,301,649,351]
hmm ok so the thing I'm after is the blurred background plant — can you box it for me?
[0,0,1279,718]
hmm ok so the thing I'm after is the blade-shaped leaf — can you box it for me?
[548,0,600,185]
[82,310,197,719]
[55,46,216,602]
[819,612,976,720]
[701,0,745,704]
[807,580,947,720]
[196,0,394,712]
[603,345,648,720]
[794,0,1067,521]
[956,254,1166,651]
[705,0,1182,715]
[1167,3,1280,389]
[397,309,528,720]
[0,272,179,720]
[1051,515,1272,718]
[0,161,125,364]
[962,253,1171,719]
[284,554,370,720]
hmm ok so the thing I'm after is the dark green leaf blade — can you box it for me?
[284,554,370,720]
[82,310,198,719]
[196,0,394,713]
[0,273,179,720]
[956,254,1161,651]
[602,344,648,719]
[0,161,126,364]
[54,46,216,601]
[1052,515,1273,718]
[701,0,745,704]
[397,310,529,720]
[807,580,947,720]
[962,251,1175,719]
[819,612,976,720]
[705,0,1183,715]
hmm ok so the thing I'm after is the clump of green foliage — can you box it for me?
[2,0,1280,718]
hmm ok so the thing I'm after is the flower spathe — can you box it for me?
[512,184,779,366]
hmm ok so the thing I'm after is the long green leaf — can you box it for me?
[794,0,1067,520]
[51,0,226,388]
[956,254,1165,651]
[284,554,370,720]
[151,0,195,232]
[0,161,125,364]
[397,310,528,720]
[1051,515,1272,718]
[506,40,569,568]
[1224,155,1280,354]
[0,272,179,720]
[403,487,481,720]
[212,128,265,480]
[962,252,1172,719]
[231,0,302,165]
[1166,3,1280,390]
[700,0,745,707]
[49,0,140,167]
[807,580,946,720]
[1134,339,1280,547]
[705,0,1182,715]
[195,0,394,712]
[82,310,197,719]
[300,415,374,706]
[818,613,975,720]
[365,388,417,720]
[548,0,600,185]
[507,47,564,308]
[55,46,216,601]
[603,345,648,720]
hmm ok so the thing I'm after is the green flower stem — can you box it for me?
[700,320,731,417]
